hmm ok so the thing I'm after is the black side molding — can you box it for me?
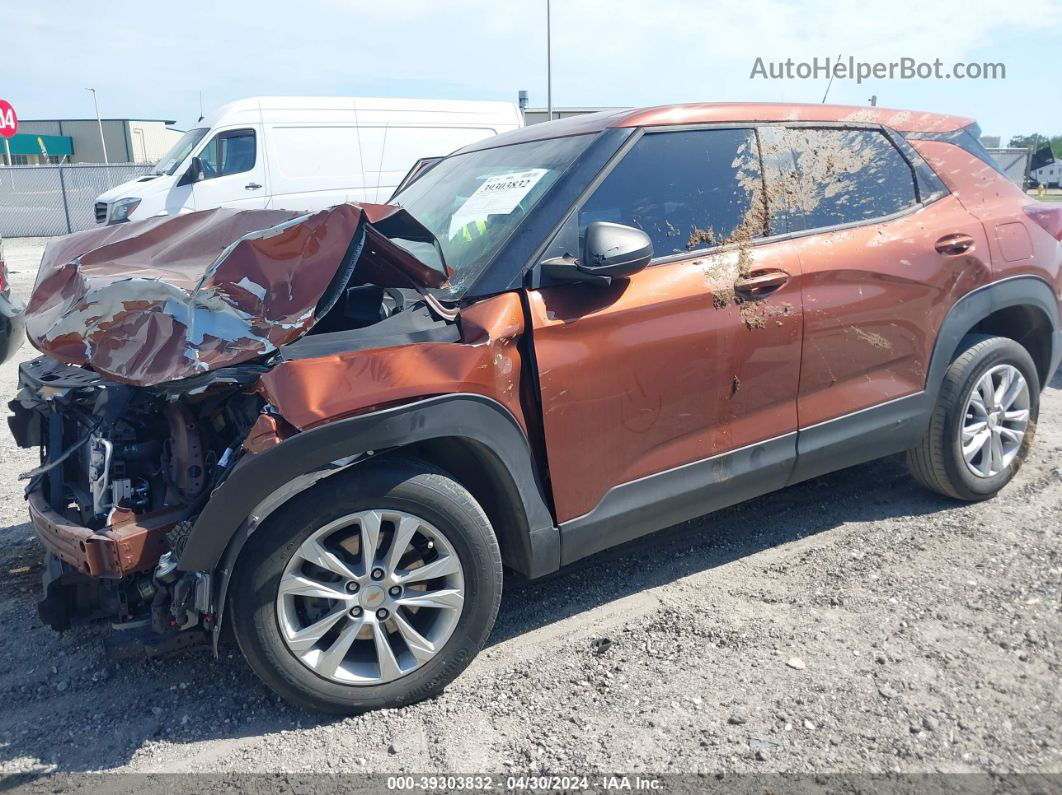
[558,434,796,566]
[176,394,559,578]
[790,393,929,485]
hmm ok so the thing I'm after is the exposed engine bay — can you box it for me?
[7,203,461,655]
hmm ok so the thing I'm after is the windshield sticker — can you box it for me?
[449,168,548,236]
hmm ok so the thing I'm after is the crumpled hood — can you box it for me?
[26,203,447,387]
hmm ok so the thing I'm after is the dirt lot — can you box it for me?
[0,236,1059,778]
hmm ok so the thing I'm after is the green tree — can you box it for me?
[1008,134,1062,158]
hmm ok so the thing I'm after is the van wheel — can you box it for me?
[229,458,502,714]
[907,335,1039,501]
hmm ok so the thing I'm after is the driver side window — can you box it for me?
[543,128,768,264]
[196,129,256,180]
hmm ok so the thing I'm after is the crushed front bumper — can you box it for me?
[27,485,182,578]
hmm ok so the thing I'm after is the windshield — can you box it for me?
[390,134,594,298]
[154,128,209,175]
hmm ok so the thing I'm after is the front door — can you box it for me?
[527,127,804,559]
[189,126,268,211]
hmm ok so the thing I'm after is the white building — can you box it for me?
[1032,161,1061,188]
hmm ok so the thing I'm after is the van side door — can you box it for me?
[189,126,268,210]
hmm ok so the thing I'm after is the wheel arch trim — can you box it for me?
[927,275,1060,397]
[176,393,559,578]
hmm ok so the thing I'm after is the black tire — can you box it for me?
[229,457,502,714]
[907,334,1039,501]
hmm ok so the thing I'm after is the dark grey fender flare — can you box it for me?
[176,393,560,579]
[925,275,1061,396]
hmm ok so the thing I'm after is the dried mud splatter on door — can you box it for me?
[740,301,793,331]
[697,137,770,312]
[850,326,892,350]
[698,128,888,329]
[772,129,883,219]
[687,225,716,250]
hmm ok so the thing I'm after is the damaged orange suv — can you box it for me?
[10,103,1062,713]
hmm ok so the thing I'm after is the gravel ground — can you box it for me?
[0,236,1059,778]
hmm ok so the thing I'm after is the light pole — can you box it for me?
[546,0,552,121]
[85,88,109,166]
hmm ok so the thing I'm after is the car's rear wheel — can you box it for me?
[229,458,502,714]
[907,334,1039,501]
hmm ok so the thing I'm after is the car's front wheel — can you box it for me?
[229,458,503,714]
[907,334,1039,501]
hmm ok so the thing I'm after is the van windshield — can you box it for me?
[389,134,593,298]
[154,128,209,175]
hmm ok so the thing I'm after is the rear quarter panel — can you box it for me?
[910,139,1062,292]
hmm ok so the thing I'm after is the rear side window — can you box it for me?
[576,128,767,259]
[905,123,1009,178]
[785,128,918,229]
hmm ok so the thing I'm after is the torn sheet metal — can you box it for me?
[256,292,528,432]
[25,203,446,387]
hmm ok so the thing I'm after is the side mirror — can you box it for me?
[581,221,653,277]
[177,157,203,187]
[539,221,653,286]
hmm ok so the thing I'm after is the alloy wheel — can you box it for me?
[276,509,465,684]
[959,364,1030,479]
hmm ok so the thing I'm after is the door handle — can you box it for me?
[245,182,262,191]
[733,269,790,298]
[934,233,975,255]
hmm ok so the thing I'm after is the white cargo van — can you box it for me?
[93,96,523,225]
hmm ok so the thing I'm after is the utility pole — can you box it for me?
[1028,133,1039,190]
[546,0,553,121]
[86,88,109,166]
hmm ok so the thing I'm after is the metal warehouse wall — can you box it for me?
[17,121,136,164]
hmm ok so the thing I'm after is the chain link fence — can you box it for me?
[0,163,155,237]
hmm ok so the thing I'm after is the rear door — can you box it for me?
[190,127,268,210]
[779,126,992,465]
[527,127,803,551]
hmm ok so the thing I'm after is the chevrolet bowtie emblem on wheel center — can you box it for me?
[360,586,386,609]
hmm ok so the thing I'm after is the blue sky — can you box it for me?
[8,0,1062,142]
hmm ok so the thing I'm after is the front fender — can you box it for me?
[176,393,559,575]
